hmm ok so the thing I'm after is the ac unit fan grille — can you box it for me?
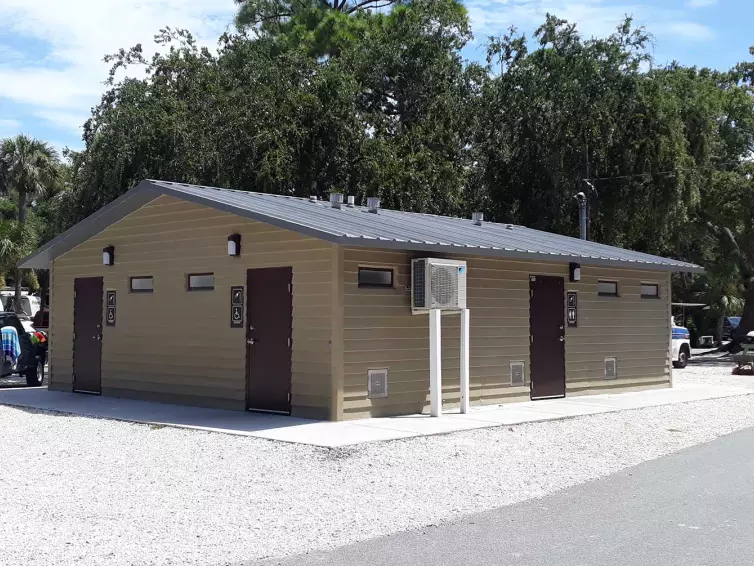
[430,264,459,309]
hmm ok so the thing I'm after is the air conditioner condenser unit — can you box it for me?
[411,258,467,313]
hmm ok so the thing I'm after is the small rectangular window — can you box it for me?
[358,267,394,288]
[188,273,215,291]
[130,276,153,293]
[597,281,618,297]
[640,283,659,298]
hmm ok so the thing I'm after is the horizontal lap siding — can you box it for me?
[564,270,671,393]
[50,195,334,416]
[342,248,670,419]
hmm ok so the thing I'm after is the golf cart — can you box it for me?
[0,311,47,386]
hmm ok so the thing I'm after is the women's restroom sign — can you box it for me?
[566,292,578,328]
[106,291,116,326]
[230,286,244,328]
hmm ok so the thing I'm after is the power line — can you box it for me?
[584,161,753,183]
[584,171,675,182]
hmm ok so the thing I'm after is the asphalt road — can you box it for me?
[259,427,754,566]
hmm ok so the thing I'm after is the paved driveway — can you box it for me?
[263,426,754,566]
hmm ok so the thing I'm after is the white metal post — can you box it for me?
[429,308,442,417]
[460,308,470,414]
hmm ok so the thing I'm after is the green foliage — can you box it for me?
[0,134,59,311]
[234,0,404,58]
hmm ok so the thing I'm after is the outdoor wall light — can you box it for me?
[227,234,241,257]
[569,262,581,282]
[102,246,115,266]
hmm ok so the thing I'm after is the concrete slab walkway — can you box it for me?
[0,383,749,447]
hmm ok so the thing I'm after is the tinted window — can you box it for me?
[640,283,659,298]
[597,281,618,296]
[130,276,154,292]
[358,268,394,288]
[188,273,214,291]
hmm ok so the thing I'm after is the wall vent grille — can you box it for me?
[368,369,388,398]
[510,361,525,386]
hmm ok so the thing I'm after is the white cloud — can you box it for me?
[663,21,715,42]
[687,0,718,7]
[34,110,89,134]
[465,0,715,44]
[0,0,235,134]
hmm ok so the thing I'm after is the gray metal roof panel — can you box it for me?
[20,179,703,272]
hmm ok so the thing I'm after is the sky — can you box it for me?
[0,0,751,154]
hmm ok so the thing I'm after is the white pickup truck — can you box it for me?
[671,318,691,369]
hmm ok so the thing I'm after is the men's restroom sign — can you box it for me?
[566,292,578,328]
[230,286,244,328]
[106,291,116,326]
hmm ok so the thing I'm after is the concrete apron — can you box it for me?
[0,383,749,448]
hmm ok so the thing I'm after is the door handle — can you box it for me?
[559,336,564,342]
[247,338,255,345]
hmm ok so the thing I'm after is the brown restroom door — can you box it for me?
[246,267,293,413]
[529,275,566,400]
[73,277,104,394]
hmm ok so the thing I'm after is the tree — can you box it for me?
[0,135,59,312]
[62,0,476,222]
[235,0,402,29]
[0,220,37,310]
[235,0,404,58]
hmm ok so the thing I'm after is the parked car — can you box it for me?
[32,306,49,330]
[722,316,741,342]
[0,312,47,386]
[672,318,691,369]
[0,288,41,318]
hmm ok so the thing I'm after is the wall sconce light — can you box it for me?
[569,262,581,282]
[102,245,115,266]
[227,234,241,257]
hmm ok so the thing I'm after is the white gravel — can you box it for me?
[2,359,754,566]
[682,351,754,389]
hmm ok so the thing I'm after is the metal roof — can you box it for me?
[21,179,703,272]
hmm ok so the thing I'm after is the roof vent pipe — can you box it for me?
[472,212,484,226]
[367,196,380,213]
[574,192,587,240]
[347,195,356,207]
[309,195,318,202]
[330,193,344,209]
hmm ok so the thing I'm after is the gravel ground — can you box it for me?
[2,359,754,566]
[682,351,754,389]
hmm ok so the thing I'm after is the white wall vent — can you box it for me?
[368,368,388,398]
[510,361,525,386]
[605,357,617,380]
[411,258,467,313]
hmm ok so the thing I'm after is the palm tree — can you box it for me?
[0,135,59,313]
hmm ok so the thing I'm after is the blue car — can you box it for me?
[722,316,741,342]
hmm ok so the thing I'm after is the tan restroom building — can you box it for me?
[21,180,702,421]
